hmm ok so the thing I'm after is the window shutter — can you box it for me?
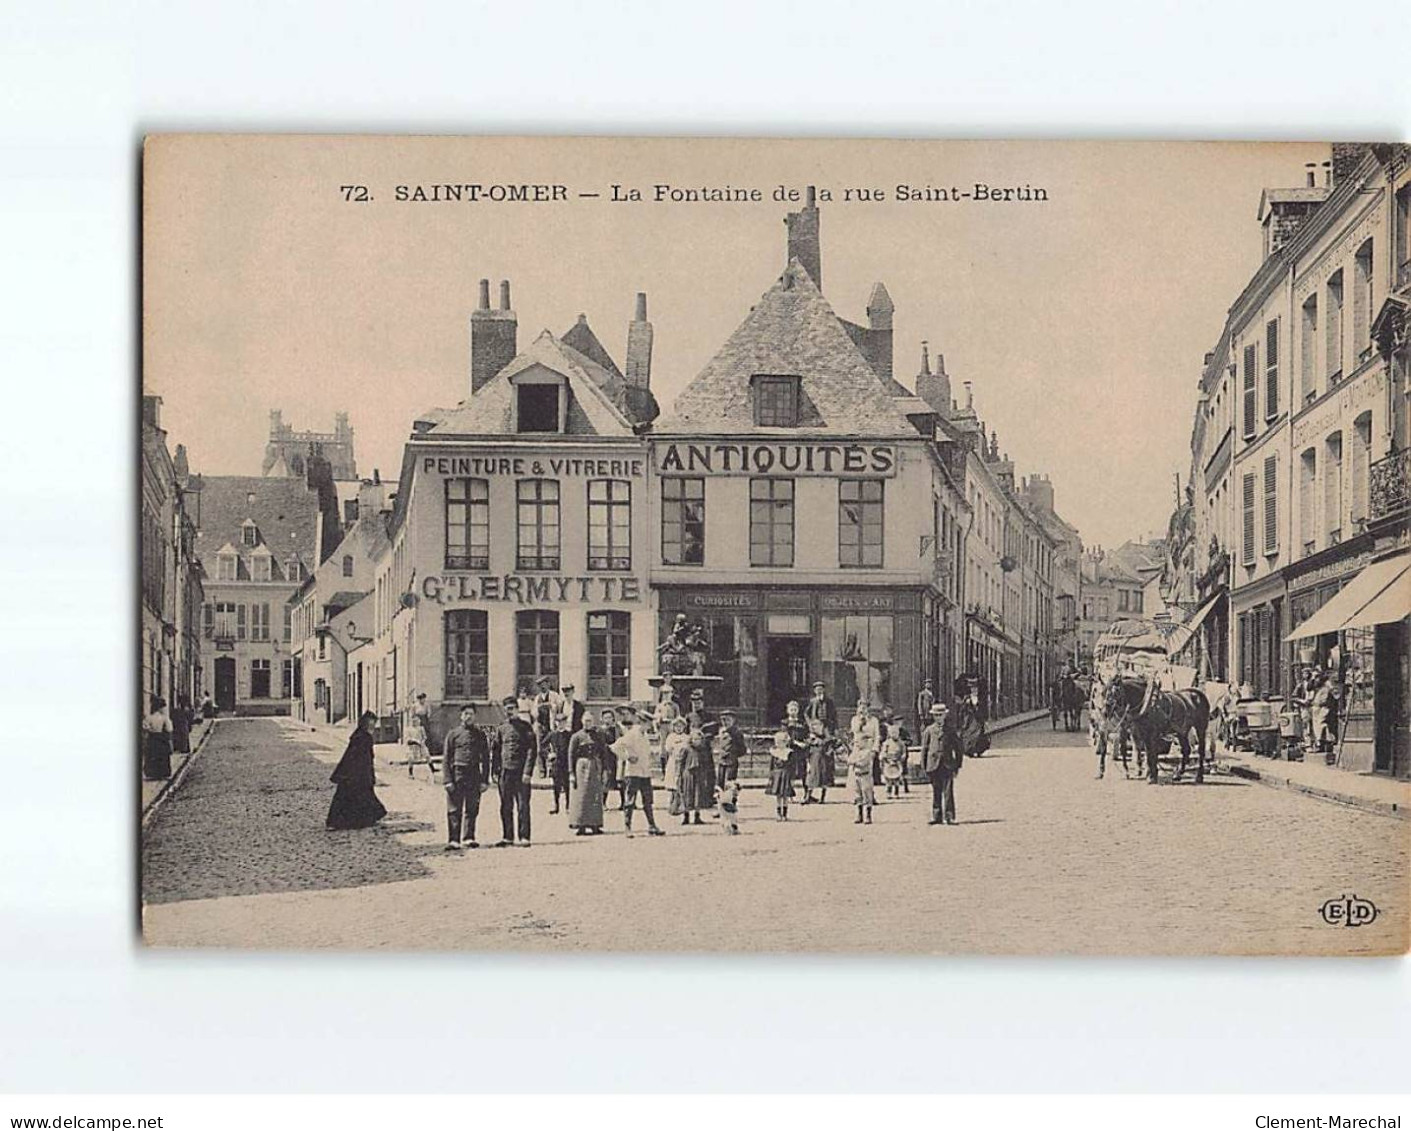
[1242,472,1256,564]
[1264,319,1279,418]
[1263,456,1277,555]
[1242,344,1257,437]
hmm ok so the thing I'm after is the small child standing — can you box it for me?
[766,729,795,820]
[718,778,740,834]
[880,731,906,799]
[848,736,876,824]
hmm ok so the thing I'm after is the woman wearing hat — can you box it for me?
[678,718,716,826]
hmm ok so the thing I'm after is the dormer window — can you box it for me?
[241,520,259,547]
[217,551,237,581]
[251,551,272,582]
[517,383,562,433]
[285,558,302,582]
[753,375,800,427]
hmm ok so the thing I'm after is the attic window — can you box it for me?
[753,375,800,427]
[517,384,561,433]
[241,520,259,547]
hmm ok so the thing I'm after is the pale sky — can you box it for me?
[144,136,1330,549]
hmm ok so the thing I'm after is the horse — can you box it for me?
[1091,678,1142,779]
[1105,675,1211,784]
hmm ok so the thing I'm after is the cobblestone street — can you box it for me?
[141,717,1409,955]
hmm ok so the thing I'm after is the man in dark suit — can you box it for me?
[804,680,838,734]
[441,704,490,850]
[491,695,537,847]
[558,683,586,733]
[919,701,963,825]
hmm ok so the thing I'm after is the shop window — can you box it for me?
[838,479,884,567]
[516,384,561,433]
[753,375,800,427]
[749,478,794,567]
[515,479,560,570]
[250,659,271,699]
[516,610,560,688]
[661,476,705,565]
[666,612,757,714]
[587,479,632,571]
[446,478,490,570]
[445,610,489,699]
[587,611,631,700]
[821,614,894,714]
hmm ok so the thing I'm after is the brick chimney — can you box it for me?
[784,186,821,288]
[470,277,518,395]
[916,340,953,417]
[624,291,653,389]
[1025,472,1055,515]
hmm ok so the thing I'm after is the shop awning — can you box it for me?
[1286,553,1411,642]
[1339,556,1411,631]
[1166,591,1224,655]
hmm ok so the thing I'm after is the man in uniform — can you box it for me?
[920,701,963,825]
[491,695,538,846]
[441,704,490,850]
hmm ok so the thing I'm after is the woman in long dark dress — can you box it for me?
[142,696,173,781]
[171,695,193,755]
[567,710,607,835]
[326,711,387,830]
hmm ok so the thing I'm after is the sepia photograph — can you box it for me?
[138,135,1410,956]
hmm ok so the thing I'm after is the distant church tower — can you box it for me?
[262,410,358,481]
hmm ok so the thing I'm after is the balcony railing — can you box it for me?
[1370,448,1411,523]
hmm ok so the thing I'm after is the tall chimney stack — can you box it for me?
[784,185,822,288]
[470,277,518,395]
[864,282,894,379]
[624,291,653,389]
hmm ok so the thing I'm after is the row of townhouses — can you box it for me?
[268,194,1083,748]
[1172,143,1410,779]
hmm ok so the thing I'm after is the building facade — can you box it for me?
[140,395,205,712]
[264,409,358,482]
[1178,143,1410,777]
[190,475,322,713]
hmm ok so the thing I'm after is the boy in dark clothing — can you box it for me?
[442,704,490,849]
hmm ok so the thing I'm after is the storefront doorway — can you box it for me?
[214,657,236,711]
[765,636,810,725]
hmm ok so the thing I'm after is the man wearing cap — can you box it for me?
[490,695,538,846]
[557,683,585,734]
[441,704,490,850]
[920,701,963,825]
[804,680,838,735]
[532,677,559,776]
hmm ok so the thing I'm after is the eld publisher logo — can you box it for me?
[1319,894,1379,928]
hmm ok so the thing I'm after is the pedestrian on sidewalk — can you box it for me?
[142,696,174,781]
[847,732,876,825]
[920,701,962,825]
[442,704,490,850]
[491,696,537,847]
[679,720,715,826]
[662,716,690,817]
[171,695,193,755]
[765,729,795,820]
[567,709,607,836]
[615,707,665,837]
[326,711,387,830]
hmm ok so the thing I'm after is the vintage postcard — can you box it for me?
[139,136,1410,954]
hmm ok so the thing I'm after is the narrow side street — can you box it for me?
[141,717,1408,955]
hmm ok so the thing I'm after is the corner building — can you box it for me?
[379,282,661,742]
[649,199,971,731]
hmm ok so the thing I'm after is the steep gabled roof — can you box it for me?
[192,476,321,579]
[418,331,644,437]
[559,315,625,381]
[656,261,918,437]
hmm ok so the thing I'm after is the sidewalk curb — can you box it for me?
[141,718,218,831]
[1225,760,1408,821]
